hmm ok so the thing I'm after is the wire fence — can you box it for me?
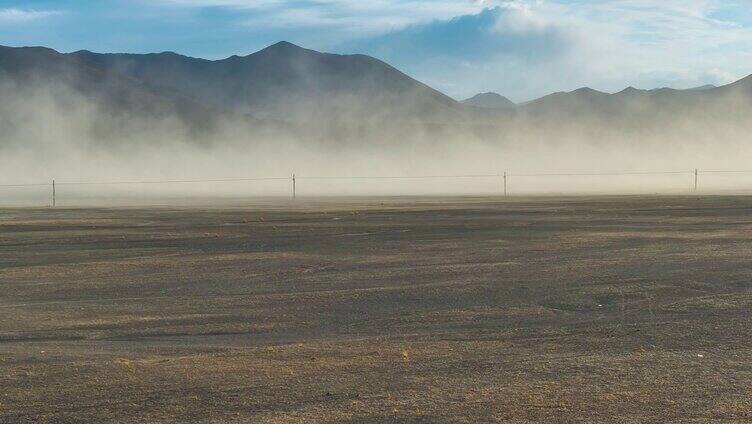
[3,168,752,206]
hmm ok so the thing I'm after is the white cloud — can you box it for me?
[0,8,62,23]
[158,0,283,8]
[343,1,752,100]
[122,0,752,100]
[537,0,752,87]
[158,0,491,33]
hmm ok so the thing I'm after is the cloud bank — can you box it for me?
[341,1,752,101]
[0,8,61,23]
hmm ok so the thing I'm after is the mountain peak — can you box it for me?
[461,92,515,109]
[271,40,297,48]
[616,86,643,95]
[259,41,308,54]
[571,87,606,96]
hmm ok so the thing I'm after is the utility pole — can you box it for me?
[694,168,698,192]
[292,173,296,200]
[503,172,507,197]
[52,179,56,207]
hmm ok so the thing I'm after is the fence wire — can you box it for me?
[0,170,712,187]
[3,169,752,204]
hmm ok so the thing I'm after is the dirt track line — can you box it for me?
[659,291,752,309]
[0,279,469,309]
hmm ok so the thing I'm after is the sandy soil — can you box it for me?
[1,196,751,423]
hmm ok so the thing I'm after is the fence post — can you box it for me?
[292,173,296,200]
[52,179,56,207]
[503,172,507,197]
[694,169,698,192]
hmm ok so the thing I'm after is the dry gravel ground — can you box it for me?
[1,195,752,423]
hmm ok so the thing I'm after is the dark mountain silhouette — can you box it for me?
[0,45,219,121]
[0,44,305,145]
[515,79,752,119]
[462,92,515,109]
[2,41,752,147]
[68,41,461,122]
[687,84,716,91]
[506,77,752,144]
[521,87,608,113]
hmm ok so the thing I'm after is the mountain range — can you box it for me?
[0,42,465,129]
[2,41,752,144]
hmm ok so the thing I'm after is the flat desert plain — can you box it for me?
[1,196,751,423]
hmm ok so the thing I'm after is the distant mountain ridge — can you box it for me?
[518,77,752,116]
[2,41,750,121]
[2,41,752,146]
[68,41,461,122]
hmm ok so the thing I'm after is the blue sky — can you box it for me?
[2,0,752,101]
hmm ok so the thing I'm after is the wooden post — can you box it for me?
[52,179,56,207]
[694,168,698,192]
[292,173,296,200]
[503,172,507,197]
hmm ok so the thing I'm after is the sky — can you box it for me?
[1,0,752,101]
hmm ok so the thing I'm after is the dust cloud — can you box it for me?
[2,78,752,206]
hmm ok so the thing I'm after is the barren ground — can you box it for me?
[1,196,751,423]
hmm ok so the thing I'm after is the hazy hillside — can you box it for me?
[2,41,752,151]
[69,41,462,122]
[519,80,752,118]
[503,78,752,146]
[0,45,221,125]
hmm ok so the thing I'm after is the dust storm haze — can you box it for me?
[8,4,752,423]
[2,42,752,204]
